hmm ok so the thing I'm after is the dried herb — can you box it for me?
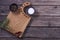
[1,18,9,29]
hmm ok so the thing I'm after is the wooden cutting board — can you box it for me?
[2,2,31,38]
[7,11,31,37]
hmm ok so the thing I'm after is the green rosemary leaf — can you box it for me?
[1,18,9,29]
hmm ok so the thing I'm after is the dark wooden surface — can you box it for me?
[0,0,60,40]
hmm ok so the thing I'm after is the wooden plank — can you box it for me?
[0,37,21,40]
[23,0,60,5]
[0,15,7,21]
[0,6,9,13]
[1,14,60,26]
[24,27,60,38]
[0,0,23,5]
[1,6,60,15]
[1,27,60,38]
[1,6,60,26]
[0,15,50,26]
[0,37,60,40]
[1,0,60,5]
[0,29,15,37]
[0,29,1,35]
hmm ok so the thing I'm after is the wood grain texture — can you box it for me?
[0,37,60,40]
[0,6,60,26]
[1,15,60,26]
[24,27,60,38]
[0,0,23,5]
[0,6,60,15]
[1,0,60,5]
[0,0,60,40]
[1,27,60,38]
[0,37,21,40]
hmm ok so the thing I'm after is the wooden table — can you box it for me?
[0,0,60,40]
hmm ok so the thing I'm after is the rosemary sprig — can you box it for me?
[1,18,9,29]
